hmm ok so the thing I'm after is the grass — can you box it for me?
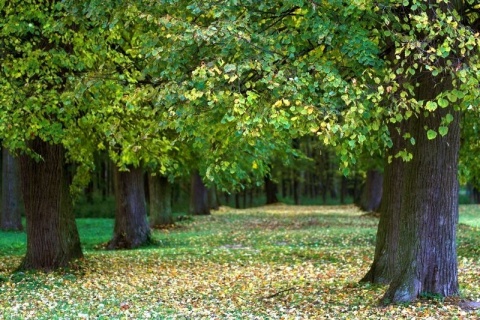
[0,204,479,319]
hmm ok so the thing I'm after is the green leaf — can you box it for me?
[445,113,454,123]
[427,130,437,140]
[438,98,449,108]
[425,101,437,111]
[438,126,448,136]
[224,64,236,73]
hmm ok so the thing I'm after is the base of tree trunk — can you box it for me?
[107,166,151,250]
[19,139,83,271]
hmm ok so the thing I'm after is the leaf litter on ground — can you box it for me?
[0,204,479,319]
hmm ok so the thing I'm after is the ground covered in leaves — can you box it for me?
[1,204,479,319]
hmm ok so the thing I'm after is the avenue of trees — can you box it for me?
[1,0,480,305]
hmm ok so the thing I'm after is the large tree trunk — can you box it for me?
[363,61,460,303]
[1,148,23,231]
[361,125,404,284]
[382,105,460,304]
[107,166,151,249]
[362,1,462,302]
[189,170,210,215]
[19,139,83,270]
[357,169,383,212]
[148,174,173,227]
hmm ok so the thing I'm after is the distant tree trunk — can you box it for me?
[469,184,480,203]
[281,178,288,198]
[340,176,348,204]
[189,170,210,215]
[264,174,279,204]
[1,148,23,231]
[19,139,83,270]
[107,166,150,249]
[357,169,383,212]
[148,174,173,227]
[84,181,94,204]
[234,193,240,208]
[208,185,219,210]
[224,192,230,206]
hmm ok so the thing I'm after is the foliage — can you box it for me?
[359,0,480,161]
[0,0,387,189]
[0,205,479,318]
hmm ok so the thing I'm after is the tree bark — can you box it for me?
[189,170,210,215]
[19,139,83,270]
[357,169,383,212]
[382,105,460,304]
[361,125,404,284]
[148,174,173,227]
[264,174,279,204]
[363,60,460,303]
[1,148,23,231]
[107,166,151,249]
[208,185,220,210]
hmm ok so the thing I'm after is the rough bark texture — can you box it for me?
[19,139,83,271]
[367,57,460,302]
[148,174,173,227]
[382,104,460,304]
[189,170,210,215]
[1,148,23,231]
[108,166,151,249]
[363,3,460,301]
[357,169,383,212]
[361,125,404,284]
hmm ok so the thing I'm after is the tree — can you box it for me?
[148,174,174,227]
[189,170,210,215]
[361,123,405,284]
[264,173,279,205]
[19,140,83,270]
[1,148,23,231]
[357,169,383,212]
[0,0,100,269]
[107,166,151,249]
[357,0,480,303]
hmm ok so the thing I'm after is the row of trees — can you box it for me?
[1,0,480,304]
[0,141,369,225]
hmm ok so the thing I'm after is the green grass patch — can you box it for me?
[0,204,479,318]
